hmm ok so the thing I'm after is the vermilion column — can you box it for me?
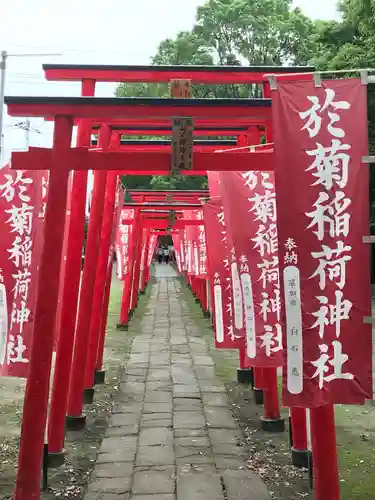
[95,133,120,378]
[66,127,109,424]
[130,219,144,312]
[14,116,73,500]
[95,255,115,373]
[310,404,340,500]
[290,407,309,467]
[140,230,150,294]
[118,210,140,329]
[84,167,118,393]
[47,79,95,455]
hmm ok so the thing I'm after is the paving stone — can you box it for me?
[208,428,242,445]
[106,425,139,437]
[201,393,229,407]
[132,468,175,494]
[177,473,224,500]
[136,445,174,466]
[100,436,137,453]
[88,477,131,494]
[130,495,175,500]
[177,464,217,476]
[173,411,206,429]
[174,436,210,447]
[193,356,214,366]
[97,449,137,464]
[93,462,134,479]
[142,418,172,428]
[110,414,140,427]
[112,403,143,414]
[174,428,208,438]
[204,408,238,429]
[120,382,146,394]
[139,427,173,446]
[215,456,246,471]
[143,402,173,413]
[173,398,202,410]
[146,382,173,393]
[222,469,271,500]
[175,446,214,465]
[211,443,243,456]
[145,391,173,403]
[195,366,217,380]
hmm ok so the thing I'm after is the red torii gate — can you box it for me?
[5,97,273,500]
[6,62,314,500]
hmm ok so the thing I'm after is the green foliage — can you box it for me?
[116,0,375,198]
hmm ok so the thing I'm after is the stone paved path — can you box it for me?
[85,277,270,500]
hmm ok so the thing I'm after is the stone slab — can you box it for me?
[222,469,271,500]
[132,468,175,495]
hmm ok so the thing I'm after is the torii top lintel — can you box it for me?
[42,63,314,85]
[5,96,271,121]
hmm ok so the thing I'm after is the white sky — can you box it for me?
[0,0,340,162]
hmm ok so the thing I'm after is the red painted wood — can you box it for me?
[11,149,274,173]
[6,98,272,121]
[67,127,109,418]
[48,79,95,454]
[84,171,118,390]
[43,64,313,84]
[14,116,73,500]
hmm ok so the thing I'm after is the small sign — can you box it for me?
[170,79,192,98]
[171,117,194,173]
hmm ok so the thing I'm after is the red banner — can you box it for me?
[0,166,44,377]
[220,171,282,367]
[203,198,243,349]
[147,234,157,267]
[115,208,134,280]
[273,77,372,406]
[208,172,244,338]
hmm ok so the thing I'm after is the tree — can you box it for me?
[194,0,316,66]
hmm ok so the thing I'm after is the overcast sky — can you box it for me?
[0,0,340,162]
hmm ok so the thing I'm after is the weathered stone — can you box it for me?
[100,436,137,453]
[204,408,238,429]
[177,473,224,500]
[132,468,175,494]
[174,436,210,447]
[143,402,173,414]
[208,428,242,445]
[222,469,271,500]
[88,477,131,494]
[130,495,175,500]
[97,449,136,464]
[110,414,140,427]
[173,411,206,429]
[145,391,173,403]
[106,425,139,437]
[136,445,174,466]
[112,402,143,414]
[139,427,173,446]
[93,462,133,479]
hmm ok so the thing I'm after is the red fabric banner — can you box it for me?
[273,77,372,407]
[115,208,134,281]
[0,165,44,377]
[208,171,244,339]
[220,171,282,367]
[147,234,157,267]
[203,198,243,349]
